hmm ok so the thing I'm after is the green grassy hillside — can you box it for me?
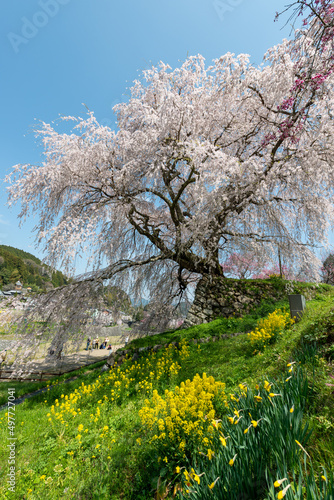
[0,283,333,499]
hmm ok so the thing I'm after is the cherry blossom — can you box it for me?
[5,3,334,346]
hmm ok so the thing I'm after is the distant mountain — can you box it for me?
[0,245,69,292]
[131,297,150,307]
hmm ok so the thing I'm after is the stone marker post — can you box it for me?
[288,294,306,322]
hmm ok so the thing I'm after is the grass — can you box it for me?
[129,298,291,350]
[0,286,333,499]
[0,360,107,407]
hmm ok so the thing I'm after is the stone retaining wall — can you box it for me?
[183,276,286,327]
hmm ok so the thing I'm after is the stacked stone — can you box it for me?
[183,277,287,328]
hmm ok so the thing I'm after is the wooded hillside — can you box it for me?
[0,245,69,291]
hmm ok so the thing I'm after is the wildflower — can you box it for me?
[176,466,181,473]
[285,376,292,382]
[254,394,262,402]
[264,381,271,392]
[321,475,327,482]
[211,419,221,429]
[295,439,310,458]
[163,456,168,463]
[207,449,214,460]
[287,362,296,367]
[277,484,291,498]
[290,405,294,413]
[229,454,237,466]
[269,393,281,397]
[251,419,261,428]
[193,473,200,485]
[208,477,220,490]
[219,435,227,447]
[274,478,287,487]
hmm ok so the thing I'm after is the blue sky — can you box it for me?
[0,1,306,274]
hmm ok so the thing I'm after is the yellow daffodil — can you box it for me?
[264,381,271,392]
[277,484,291,499]
[208,477,220,490]
[219,434,228,447]
[274,478,287,488]
[290,405,294,413]
[295,440,310,457]
[321,475,327,482]
[229,454,237,466]
[193,474,200,485]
